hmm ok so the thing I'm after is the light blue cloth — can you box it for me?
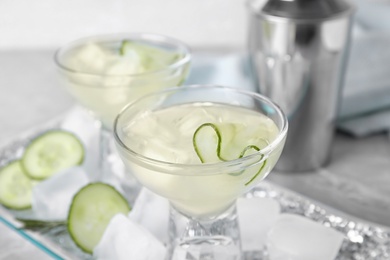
[186,53,255,92]
[353,0,390,32]
[337,0,390,136]
[186,1,390,137]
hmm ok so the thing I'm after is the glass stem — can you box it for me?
[99,126,112,181]
[98,122,141,204]
[168,205,242,260]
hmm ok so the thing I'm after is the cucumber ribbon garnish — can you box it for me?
[193,123,267,186]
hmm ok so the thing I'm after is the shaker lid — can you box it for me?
[249,0,353,20]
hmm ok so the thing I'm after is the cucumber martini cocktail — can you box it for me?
[54,34,191,186]
[114,85,288,259]
[55,33,191,129]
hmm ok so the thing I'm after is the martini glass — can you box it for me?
[54,33,191,197]
[114,85,288,259]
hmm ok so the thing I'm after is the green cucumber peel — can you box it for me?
[193,123,267,186]
[119,40,130,56]
[193,123,223,163]
[244,159,267,186]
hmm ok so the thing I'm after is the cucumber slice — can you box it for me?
[67,183,131,254]
[193,123,238,163]
[193,123,268,186]
[0,161,34,210]
[119,40,182,71]
[22,130,84,180]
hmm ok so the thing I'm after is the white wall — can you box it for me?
[1,0,248,50]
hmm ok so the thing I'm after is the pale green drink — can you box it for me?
[55,34,191,129]
[117,102,283,218]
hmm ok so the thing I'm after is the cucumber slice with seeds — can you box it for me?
[0,161,34,210]
[68,183,131,254]
[21,130,84,180]
[193,123,268,186]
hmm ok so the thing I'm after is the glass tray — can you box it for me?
[0,119,389,260]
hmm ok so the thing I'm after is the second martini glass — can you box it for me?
[54,33,191,196]
[114,85,288,259]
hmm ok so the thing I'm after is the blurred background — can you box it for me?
[0,0,247,51]
[0,0,249,142]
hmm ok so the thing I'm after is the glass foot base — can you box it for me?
[171,236,241,260]
[168,206,242,260]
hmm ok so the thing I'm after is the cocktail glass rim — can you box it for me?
[113,85,288,175]
[54,32,192,79]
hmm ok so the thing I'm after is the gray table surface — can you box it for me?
[0,49,389,258]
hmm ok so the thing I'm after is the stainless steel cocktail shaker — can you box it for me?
[247,0,355,171]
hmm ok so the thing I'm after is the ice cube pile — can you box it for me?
[30,106,127,220]
[93,189,345,260]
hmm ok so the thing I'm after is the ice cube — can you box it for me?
[171,239,241,260]
[32,167,89,221]
[105,55,143,76]
[125,111,179,143]
[141,136,188,163]
[175,107,216,135]
[129,188,170,244]
[61,106,100,177]
[237,197,281,251]
[68,43,112,73]
[94,214,166,260]
[266,214,345,260]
